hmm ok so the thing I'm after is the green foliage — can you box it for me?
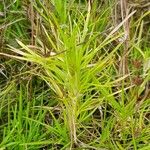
[0,0,150,149]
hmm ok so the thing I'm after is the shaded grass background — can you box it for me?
[0,0,150,149]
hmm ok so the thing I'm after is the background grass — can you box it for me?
[0,0,150,149]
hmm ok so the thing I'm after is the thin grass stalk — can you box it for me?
[119,0,130,76]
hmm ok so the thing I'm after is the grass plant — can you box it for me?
[0,0,150,149]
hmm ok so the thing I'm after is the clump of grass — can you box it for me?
[0,0,150,149]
